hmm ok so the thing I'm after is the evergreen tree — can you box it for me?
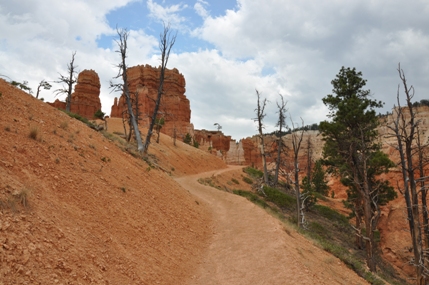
[319,67,395,272]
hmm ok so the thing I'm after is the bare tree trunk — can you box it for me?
[416,129,429,249]
[110,29,143,151]
[274,94,287,185]
[290,117,305,228]
[254,90,269,185]
[122,110,128,139]
[363,197,376,272]
[354,206,364,249]
[143,23,176,156]
[387,64,426,284]
[55,52,77,112]
[66,52,76,112]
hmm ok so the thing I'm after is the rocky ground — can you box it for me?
[0,78,400,284]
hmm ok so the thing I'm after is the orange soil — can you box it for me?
[0,79,367,284]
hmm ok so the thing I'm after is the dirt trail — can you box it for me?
[176,165,369,285]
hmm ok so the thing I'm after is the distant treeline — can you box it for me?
[379,99,429,118]
[266,100,428,136]
[267,123,319,136]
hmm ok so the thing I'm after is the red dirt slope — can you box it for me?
[0,79,226,284]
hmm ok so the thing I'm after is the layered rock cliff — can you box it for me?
[110,65,193,139]
[70,70,101,119]
[194,129,231,160]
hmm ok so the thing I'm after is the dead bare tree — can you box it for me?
[55,51,77,112]
[254,89,269,185]
[386,64,429,284]
[290,117,306,228]
[416,127,429,249]
[110,28,144,151]
[273,94,288,185]
[143,23,176,156]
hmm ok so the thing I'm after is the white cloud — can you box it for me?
[146,0,188,29]
[194,0,209,19]
[0,0,157,117]
[1,0,429,140]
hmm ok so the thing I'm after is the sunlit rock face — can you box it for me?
[48,69,101,120]
[110,64,193,139]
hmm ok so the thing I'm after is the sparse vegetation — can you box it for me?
[94,109,105,120]
[243,167,263,178]
[29,126,40,140]
[242,176,253,184]
[231,178,239,184]
[202,169,403,285]
[101,156,111,162]
[198,176,221,189]
[0,188,32,211]
[4,125,10,132]
[183,133,192,145]
[263,185,296,210]
[15,187,31,208]
[60,121,68,130]
[35,79,52,99]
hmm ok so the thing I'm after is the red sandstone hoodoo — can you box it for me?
[48,69,101,119]
[110,64,193,139]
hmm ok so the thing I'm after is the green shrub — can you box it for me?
[61,110,97,129]
[313,205,349,225]
[94,109,105,120]
[263,185,296,209]
[193,140,199,148]
[242,176,253,184]
[308,221,331,239]
[233,190,269,209]
[231,178,239,184]
[243,167,263,178]
[183,133,192,144]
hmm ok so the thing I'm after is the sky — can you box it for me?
[1,0,429,140]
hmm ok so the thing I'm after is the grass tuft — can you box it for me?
[60,121,68,130]
[29,126,40,140]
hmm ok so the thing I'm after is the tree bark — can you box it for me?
[143,24,176,155]
[254,90,269,185]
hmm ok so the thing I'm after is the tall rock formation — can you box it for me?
[110,65,193,139]
[226,140,245,165]
[194,129,231,160]
[70,70,101,119]
[48,70,101,119]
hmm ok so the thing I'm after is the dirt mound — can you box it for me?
[0,79,226,284]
